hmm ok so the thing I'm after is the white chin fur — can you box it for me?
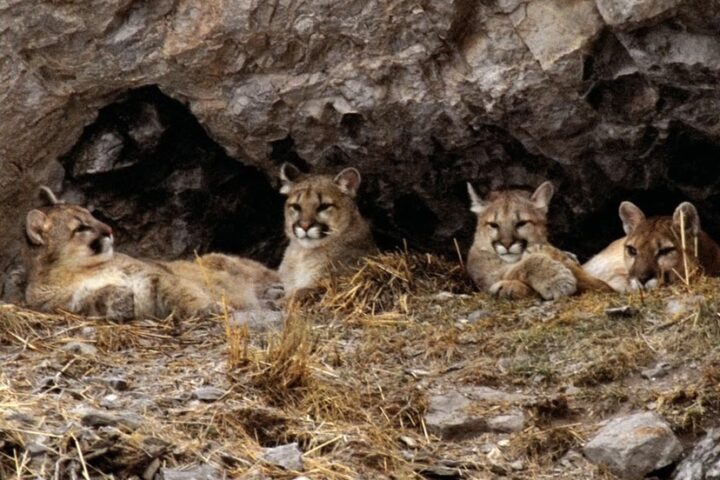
[498,253,522,263]
[294,225,325,243]
[494,243,523,263]
[629,278,658,291]
[644,278,659,290]
[294,226,307,239]
[102,236,114,253]
[307,226,323,239]
[297,238,321,249]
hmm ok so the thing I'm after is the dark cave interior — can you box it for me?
[59,86,720,268]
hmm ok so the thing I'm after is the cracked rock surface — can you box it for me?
[2,0,720,288]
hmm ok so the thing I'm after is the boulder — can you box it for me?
[596,0,682,28]
[161,465,222,480]
[424,391,487,441]
[425,388,529,440]
[2,0,720,283]
[673,429,720,480]
[261,443,304,471]
[583,412,683,479]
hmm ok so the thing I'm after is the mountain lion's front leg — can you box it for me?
[504,253,577,300]
[81,285,135,322]
[489,279,534,299]
[525,244,613,294]
[156,276,221,319]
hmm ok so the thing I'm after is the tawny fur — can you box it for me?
[277,164,376,295]
[582,238,631,292]
[583,201,720,292]
[466,182,611,300]
[23,199,278,321]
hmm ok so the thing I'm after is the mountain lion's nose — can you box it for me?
[637,272,655,285]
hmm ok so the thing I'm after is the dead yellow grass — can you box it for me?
[4,252,720,478]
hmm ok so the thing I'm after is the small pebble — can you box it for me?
[193,386,226,402]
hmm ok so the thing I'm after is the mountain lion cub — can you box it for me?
[23,187,278,320]
[583,201,720,291]
[466,182,610,300]
[277,163,376,295]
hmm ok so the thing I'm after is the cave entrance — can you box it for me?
[60,86,286,266]
[57,88,720,270]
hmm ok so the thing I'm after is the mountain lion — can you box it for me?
[277,163,376,295]
[23,187,278,320]
[583,201,720,291]
[466,181,611,299]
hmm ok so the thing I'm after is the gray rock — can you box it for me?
[487,411,526,433]
[72,130,126,177]
[142,458,161,480]
[511,0,603,76]
[642,362,672,380]
[262,443,304,471]
[424,391,487,440]
[425,387,531,439]
[193,386,225,402]
[100,394,122,409]
[2,0,720,283]
[79,408,143,431]
[419,465,460,477]
[596,0,681,28]
[160,465,221,480]
[673,429,720,480]
[583,412,683,479]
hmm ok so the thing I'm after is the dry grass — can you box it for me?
[3,251,720,478]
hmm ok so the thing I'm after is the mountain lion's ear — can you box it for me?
[673,202,700,236]
[39,186,62,206]
[26,209,49,246]
[619,201,646,235]
[279,163,302,195]
[466,182,486,214]
[530,181,554,212]
[334,168,362,197]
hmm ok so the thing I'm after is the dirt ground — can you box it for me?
[2,252,719,479]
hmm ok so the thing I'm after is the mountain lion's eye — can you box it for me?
[487,222,499,229]
[658,246,676,256]
[289,203,301,212]
[515,220,529,229]
[74,225,92,234]
[317,203,334,213]
[626,245,637,256]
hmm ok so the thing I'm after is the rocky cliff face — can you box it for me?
[2,0,720,294]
